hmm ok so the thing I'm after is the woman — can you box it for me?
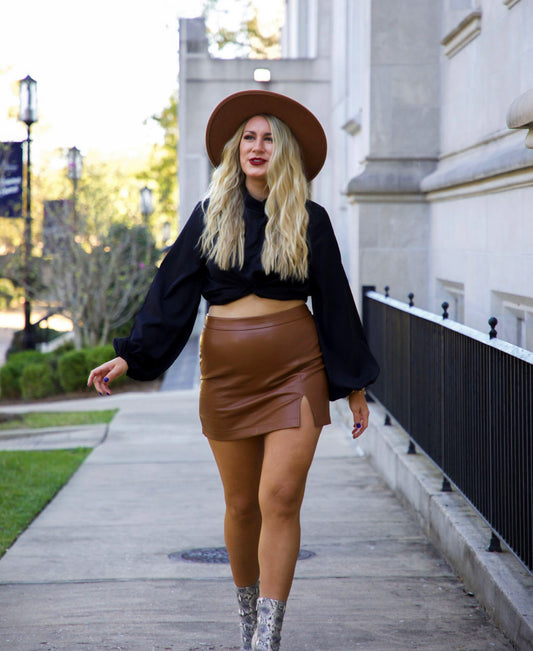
[88,90,379,651]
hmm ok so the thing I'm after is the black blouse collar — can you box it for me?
[243,187,267,214]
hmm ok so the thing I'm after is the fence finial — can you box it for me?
[487,532,502,553]
[441,477,453,492]
[408,292,415,307]
[384,285,390,298]
[442,302,449,320]
[489,316,498,339]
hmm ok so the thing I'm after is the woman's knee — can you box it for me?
[259,481,304,520]
[225,493,261,523]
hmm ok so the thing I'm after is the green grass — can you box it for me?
[0,409,117,430]
[0,447,92,557]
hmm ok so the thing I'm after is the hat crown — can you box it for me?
[205,90,327,181]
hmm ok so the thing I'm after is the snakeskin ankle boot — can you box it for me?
[236,581,260,651]
[251,597,286,651]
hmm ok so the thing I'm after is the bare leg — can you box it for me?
[258,397,322,601]
[208,436,264,587]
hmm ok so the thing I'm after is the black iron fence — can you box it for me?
[363,288,533,573]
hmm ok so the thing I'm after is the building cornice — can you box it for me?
[346,143,533,203]
[441,9,482,59]
[346,157,438,203]
[420,141,533,199]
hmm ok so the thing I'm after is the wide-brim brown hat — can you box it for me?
[205,90,327,181]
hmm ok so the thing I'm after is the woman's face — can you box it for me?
[239,115,273,185]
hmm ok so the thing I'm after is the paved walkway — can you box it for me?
[0,389,513,650]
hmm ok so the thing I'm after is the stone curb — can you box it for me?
[333,398,533,651]
[0,423,108,441]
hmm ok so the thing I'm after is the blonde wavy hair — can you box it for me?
[200,115,310,281]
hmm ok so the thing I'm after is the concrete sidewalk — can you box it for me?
[0,390,514,650]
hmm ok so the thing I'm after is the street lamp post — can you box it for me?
[67,146,82,225]
[18,75,38,349]
[139,186,153,223]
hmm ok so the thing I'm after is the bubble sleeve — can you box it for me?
[308,204,380,401]
[113,203,205,381]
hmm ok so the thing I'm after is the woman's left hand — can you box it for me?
[348,390,370,439]
[87,356,128,396]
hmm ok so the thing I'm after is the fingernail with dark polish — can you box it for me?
[103,377,109,383]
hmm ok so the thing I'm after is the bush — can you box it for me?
[7,350,45,366]
[21,362,56,401]
[0,362,22,400]
[0,351,47,400]
[0,342,131,401]
[83,344,115,370]
[57,350,90,394]
[49,341,75,358]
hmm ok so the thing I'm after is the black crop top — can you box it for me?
[113,190,379,400]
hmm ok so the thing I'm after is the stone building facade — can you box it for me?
[422,0,533,348]
[178,0,533,349]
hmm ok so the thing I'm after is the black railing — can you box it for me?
[363,288,533,573]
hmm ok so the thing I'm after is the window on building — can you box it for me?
[491,291,533,351]
[437,279,465,323]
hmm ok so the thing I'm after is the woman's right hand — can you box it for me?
[87,357,128,396]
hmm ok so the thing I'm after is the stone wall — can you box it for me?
[423,0,533,344]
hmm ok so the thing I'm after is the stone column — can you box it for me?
[346,0,441,309]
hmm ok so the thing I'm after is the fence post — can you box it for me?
[362,285,376,331]
[489,317,498,339]
[441,477,452,492]
[487,532,503,553]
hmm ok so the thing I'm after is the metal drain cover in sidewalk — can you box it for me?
[169,547,315,564]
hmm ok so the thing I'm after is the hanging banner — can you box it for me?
[0,141,23,218]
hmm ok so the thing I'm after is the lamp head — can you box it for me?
[19,75,38,126]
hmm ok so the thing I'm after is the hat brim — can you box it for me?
[205,90,327,181]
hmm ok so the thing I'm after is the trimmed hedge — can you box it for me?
[84,344,115,368]
[0,343,128,401]
[0,363,21,400]
[57,350,89,394]
[0,351,49,400]
[21,362,56,401]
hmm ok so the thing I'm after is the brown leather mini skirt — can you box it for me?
[199,304,331,440]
